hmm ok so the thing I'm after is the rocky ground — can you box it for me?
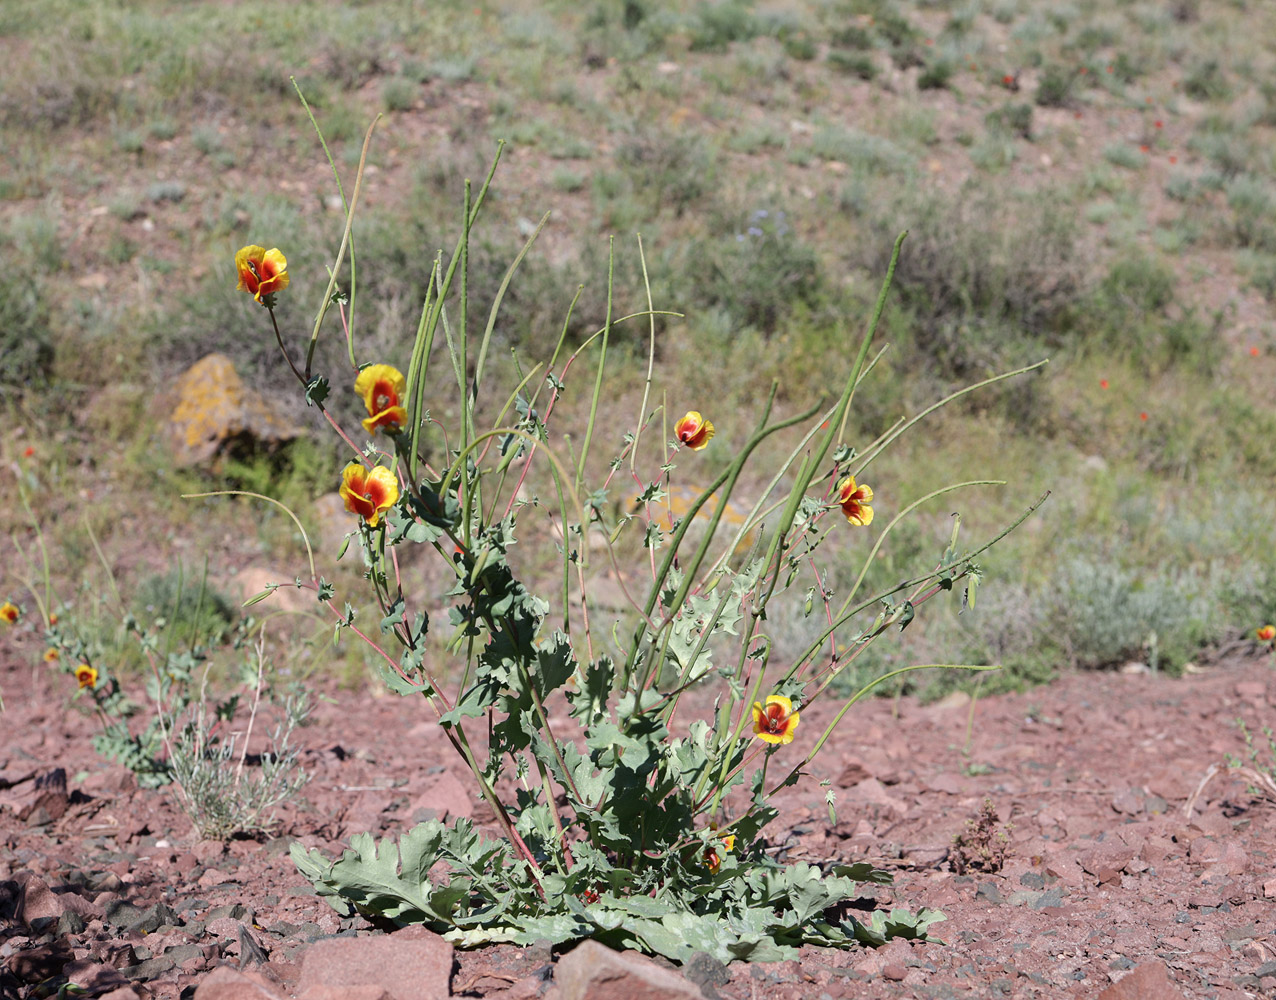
[3,634,1276,1000]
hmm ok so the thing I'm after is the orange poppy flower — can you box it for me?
[0,601,18,624]
[674,411,715,451]
[75,664,98,689]
[355,364,408,434]
[1257,625,1276,642]
[339,464,400,527]
[752,695,800,745]
[234,245,290,304]
[836,475,874,526]
[43,648,60,663]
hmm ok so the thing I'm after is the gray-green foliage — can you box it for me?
[55,599,312,837]
[283,148,1019,963]
[293,824,942,960]
[168,686,311,841]
[1047,557,1217,671]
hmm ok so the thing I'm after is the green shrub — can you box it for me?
[616,126,716,217]
[828,49,877,80]
[1183,58,1229,101]
[1225,176,1276,252]
[688,0,758,51]
[985,102,1033,140]
[132,569,237,646]
[810,127,910,173]
[1048,557,1216,672]
[860,186,1084,384]
[686,208,823,332]
[1102,143,1145,170]
[381,76,418,112]
[917,59,955,90]
[0,270,54,393]
[1034,63,1077,107]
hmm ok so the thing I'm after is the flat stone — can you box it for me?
[193,966,289,1000]
[297,926,452,1000]
[299,988,394,1000]
[552,940,703,1000]
[408,770,473,822]
[15,872,64,924]
[1097,961,1186,1000]
[0,768,69,824]
[1079,844,1135,878]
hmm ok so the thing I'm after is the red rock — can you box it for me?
[297,926,452,1000]
[15,872,64,923]
[1264,877,1276,899]
[408,770,474,821]
[100,990,144,1000]
[1097,961,1186,1000]
[0,768,69,823]
[193,840,227,864]
[61,961,132,993]
[882,963,907,981]
[835,760,871,787]
[299,988,393,1000]
[193,966,288,1000]
[1079,844,1135,877]
[552,940,702,1000]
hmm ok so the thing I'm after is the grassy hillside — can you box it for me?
[4,0,1276,693]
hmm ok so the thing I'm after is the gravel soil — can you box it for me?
[3,634,1276,1000]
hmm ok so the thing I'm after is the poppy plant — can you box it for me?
[674,411,715,451]
[752,695,800,745]
[355,364,408,434]
[1257,625,1276,642]
[340,463,400,528]
[836,475,874,526]
[75,664,98,689]
[0,601,17,624]
[235,245,290,305]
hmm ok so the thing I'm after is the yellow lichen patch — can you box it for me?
[662,483,759,548]
[164,353,302,466]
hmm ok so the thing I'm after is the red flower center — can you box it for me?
[764,704,786,733]
[373,380,399,412]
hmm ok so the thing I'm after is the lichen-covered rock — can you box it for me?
[164,353,302,466]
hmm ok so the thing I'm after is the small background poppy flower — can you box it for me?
[355,364,408,434]
[340,464,400,527]
[0,601,18,624]
[675,411,715,451]
[836,475,874,526]
[43,648,59,663]
[235,245,290,304]
[752,695,800,745]
[1250,346,1260,357]
[75,664,98,689]
[1257,625,1275,642]
[1099,379,1109,389]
